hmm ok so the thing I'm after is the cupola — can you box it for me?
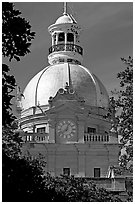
[48,3,83,65]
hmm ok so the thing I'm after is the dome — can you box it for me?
[55,14,76,24]
[21,63,109,111]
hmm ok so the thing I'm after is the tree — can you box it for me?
[112,56,133,172]
[2,1,35,156]
[2,152,46,202]
[2,2,35,61]
[42,175,122,202]
[2,2,35,126]
[2,64,16,127]
[2,2,42,202]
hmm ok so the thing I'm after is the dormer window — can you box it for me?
[67,33,74,43]
[58,32,64,42]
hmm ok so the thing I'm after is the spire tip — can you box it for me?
[63,2,67,15]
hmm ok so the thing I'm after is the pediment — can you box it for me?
[46,102,85,115]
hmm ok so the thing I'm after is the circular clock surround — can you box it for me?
[57,120,77,139]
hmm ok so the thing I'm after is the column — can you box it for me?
[77,121,85,143]
[56,33,58,45]
[76,144,86,177]
[48,120,56,143]
[65,32,67,51]
[74,34,76,45]
[52,35,54,46]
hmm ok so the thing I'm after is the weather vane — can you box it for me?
[63,2,67,14]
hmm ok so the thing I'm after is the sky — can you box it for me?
[3,2,133,96]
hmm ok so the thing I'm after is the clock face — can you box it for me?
[57,120,76,139]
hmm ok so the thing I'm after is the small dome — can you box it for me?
[21,63,109,112]
[55,14,76,24]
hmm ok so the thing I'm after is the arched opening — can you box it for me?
[67,33,74,43]
[58,32,65,43]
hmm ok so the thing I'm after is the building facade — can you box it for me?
[17,4,128,194]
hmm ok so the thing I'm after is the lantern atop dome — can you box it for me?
[48,2,83,65]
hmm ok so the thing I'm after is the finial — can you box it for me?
[63,2,67,15]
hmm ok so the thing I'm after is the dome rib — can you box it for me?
[35,66,50,107]
[93,74,109,107]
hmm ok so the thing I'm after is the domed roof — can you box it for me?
[55,14,76,24]
[21,63,109,111]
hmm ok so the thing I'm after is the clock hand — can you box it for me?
[64,125,71,135]
[60,124,68,134]
[65,125,68,131]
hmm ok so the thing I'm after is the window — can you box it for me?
[87,127,96,133]
[67,33,74,43]
[63,168,70,176]
[58,32,64,42]
[37,127,46,134]
[94,168,100,177]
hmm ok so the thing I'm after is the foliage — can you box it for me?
[2,64,16,127]
[112,56,133,172]
[2,2,35,126]
[2,126,22,159]
[42,175,122,202]
[2,151,46,202]
[2,2,42,202]
[2,2,35,61]
[3,171,122,202]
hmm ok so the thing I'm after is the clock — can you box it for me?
[57,120,76,139]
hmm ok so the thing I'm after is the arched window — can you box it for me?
[58,32,64,42]
[67,33,74,43]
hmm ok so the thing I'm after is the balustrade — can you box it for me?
[49,43,83,55]
[22,132,109,143]
[22,133,49,143]
[84,133,109,142]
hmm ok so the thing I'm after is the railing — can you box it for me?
[22,133,49,143]
[22,132,109,143]
[49,44,83,55]
[84,133,109,142]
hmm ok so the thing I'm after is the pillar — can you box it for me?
[65,32,67,51]
[56,33,58,45]
[77,121,85,143]
[48,122,55,143]
[74,34,76,45]
[52,35,54,46]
